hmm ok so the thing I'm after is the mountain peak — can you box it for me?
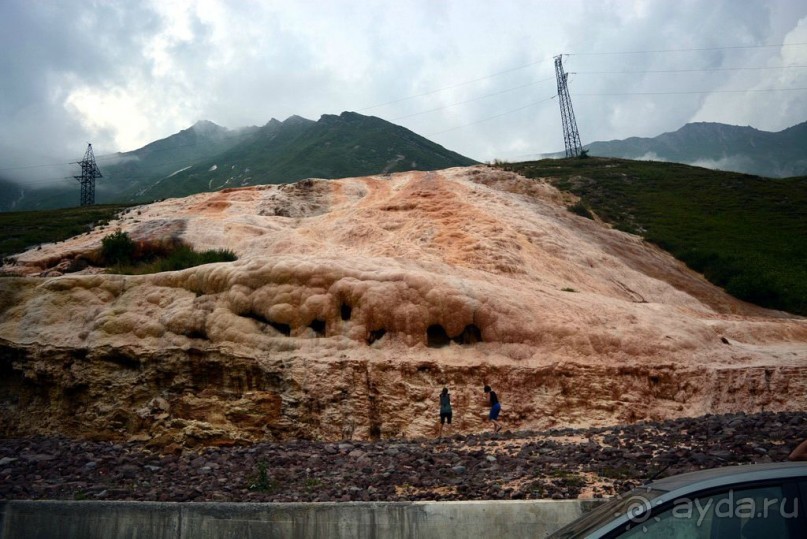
[317,111,380,126]
[283,114,312,125]
[190,120,226,134]
[3,110,476,211]
[678,122,761,135]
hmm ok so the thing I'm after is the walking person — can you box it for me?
[438,387,452,438]
[484,385,501,434]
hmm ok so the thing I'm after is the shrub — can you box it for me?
[249,461,278,492]
[567,201,594,220]
[148,246,236,273]
[101,230,136,266]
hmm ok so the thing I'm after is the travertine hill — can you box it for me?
[1,166,805,447]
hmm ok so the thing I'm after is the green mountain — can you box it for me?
[0,121,256,212]
[120,111,477,201]
[585,121,807,178]
[1,112,476,211]
[96,120,258,203]
[500,157,807,316]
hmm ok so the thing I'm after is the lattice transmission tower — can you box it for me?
[74,143,102,206]
[554,55,584,158]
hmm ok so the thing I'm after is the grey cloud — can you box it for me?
[1,0,805,187]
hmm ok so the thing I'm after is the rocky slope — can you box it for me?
[1,411,804,502]
[1,166,805,447]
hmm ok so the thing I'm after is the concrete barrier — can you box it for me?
[0,499,604,538]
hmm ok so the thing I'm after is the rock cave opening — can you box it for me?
[427,325,451,348]
[367,329,386,345]
[0,359,23,409]
[340,304,352,321]
[242,310,271,326]
[309,319,326,337]
[269,321,292,337]
[241,311,292,337]
[101,352,142,370]
[187,329,208,340]
[453,324,482,345]
[428,324,482,348]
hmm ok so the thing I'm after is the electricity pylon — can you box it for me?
[554,55,584,158]
[74,143,102,206]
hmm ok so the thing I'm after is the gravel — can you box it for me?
[2,411,805,503]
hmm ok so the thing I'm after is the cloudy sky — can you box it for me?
[1,0,806,187]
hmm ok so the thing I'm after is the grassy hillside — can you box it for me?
[499,157,807,316]
[0,205,131,262]
[135,112,477,201]
[586,121,807,178]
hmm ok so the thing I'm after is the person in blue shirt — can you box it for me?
[484,385,501,434]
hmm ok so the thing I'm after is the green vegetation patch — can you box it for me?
[102,231,236,274]
[499,157,807,316]
[114,245,237,274]
[0,204,131,262]
[248,461,279,493]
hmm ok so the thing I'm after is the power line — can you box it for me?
[358,42,807,113]
[576,65,807,75]
[9,80,806,179]
[389,76,556,121]
[428,95,557,136]
[573,87,807,96]
[0,138,228,173]
[5,156,216,186]
[4,43,807,174]
[356,58,550,112]
[0,161,75,173]
[569,41,807,56]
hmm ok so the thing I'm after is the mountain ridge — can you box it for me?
[136,111,477,202]
[0,112,476,211]
[585,120,807,177]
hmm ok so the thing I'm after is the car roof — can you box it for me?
[548,462,807,538]
[650,461,807,494]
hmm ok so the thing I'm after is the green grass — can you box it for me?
[99,230,236,274]
[0,204,132,262]
[499,157,807,315]
[112,245,237,274]
[248,461,279,493]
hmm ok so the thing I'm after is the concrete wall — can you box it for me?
[0,499,603,539]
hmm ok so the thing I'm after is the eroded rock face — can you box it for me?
[1,167,805,446]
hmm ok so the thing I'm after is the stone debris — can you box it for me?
[1,411,804,503]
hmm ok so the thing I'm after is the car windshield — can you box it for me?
[550,487,666,538]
